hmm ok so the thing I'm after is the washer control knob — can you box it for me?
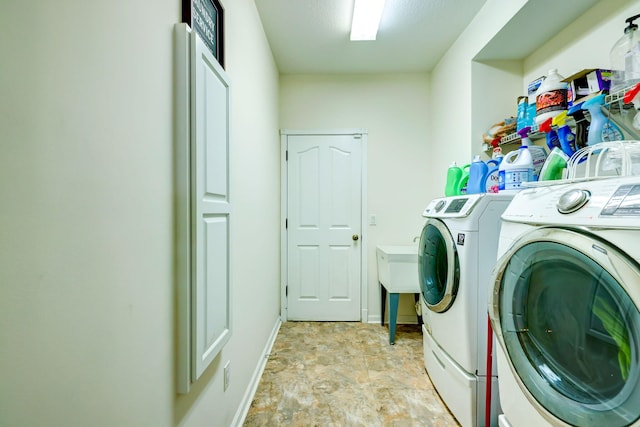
[435,200,446,212]
[557,189,591,214]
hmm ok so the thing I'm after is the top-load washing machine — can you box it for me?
[418,193,514,427]
[488,176,640,427]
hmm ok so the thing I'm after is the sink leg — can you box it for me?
[414,293,423,326]
[389,293,399,345]
[380,282,386,326]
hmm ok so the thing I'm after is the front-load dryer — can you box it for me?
[418,193,514,427]
[489,177,640,427]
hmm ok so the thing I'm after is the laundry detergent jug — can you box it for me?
[445,162,463,196]
[467,155,489,194]
[457,163,470,195]
[498,147,533,192]
[484,158,502,193]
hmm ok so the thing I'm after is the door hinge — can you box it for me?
[285,285,288,297]
[285,218,288,229]
[286,150,288,161]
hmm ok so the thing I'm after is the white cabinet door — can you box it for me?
[190,28,231,381]
[174,23,231,392]
[285,133,363,321]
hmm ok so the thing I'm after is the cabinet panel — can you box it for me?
[174,23,232,393]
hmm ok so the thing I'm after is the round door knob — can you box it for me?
[352,234,359,241]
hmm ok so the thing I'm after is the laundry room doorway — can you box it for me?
[280,129,367,321]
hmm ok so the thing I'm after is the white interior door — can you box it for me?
[285,132,363,321]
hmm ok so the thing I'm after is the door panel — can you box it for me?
[174,23,232,392]
[286,133,362,321]
[191,30,231,381]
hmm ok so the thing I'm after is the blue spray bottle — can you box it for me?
[551,111,576,156]
[539,117,561,151]
[582,93,624,145]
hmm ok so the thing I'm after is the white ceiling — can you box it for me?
[254,0,489,74]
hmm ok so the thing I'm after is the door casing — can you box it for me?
[280,129,368,322]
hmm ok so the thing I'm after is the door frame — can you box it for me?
[280,129,368,322]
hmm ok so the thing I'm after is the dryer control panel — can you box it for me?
[423,195,481,218]
[601,184,640,216]
[423,193,514,218]
[503,176,640,228]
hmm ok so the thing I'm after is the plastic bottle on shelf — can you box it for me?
[610,13,640,94]
[623,82,640,130]
[567,102,589,150]
[535,69,569,125]
[457,164,471,195]
[487,139,504,193]
[484,158,502,193]
[539,147,569,181]
[528,145,549,182]
[582,93,624,145]
[445,161,463,196]
[552,110,577,157]
[538,117,561,151]
[498,127,534,192]
[491,138,503,159]
[467,155,489,194]
[516,96,528,132]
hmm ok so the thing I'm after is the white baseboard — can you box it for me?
[231,317,282,427]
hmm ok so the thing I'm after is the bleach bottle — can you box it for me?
[467,155,489,194]
[499,127,534,192]
[535,69,568,125]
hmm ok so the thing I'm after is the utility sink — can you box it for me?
[376,245,421,345]
[376,245,420,293]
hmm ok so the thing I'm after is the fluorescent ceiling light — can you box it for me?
[350,0,386,41]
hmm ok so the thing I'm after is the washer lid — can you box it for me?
[489,227,640,427]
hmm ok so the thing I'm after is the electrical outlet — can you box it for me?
[224,361,231,391]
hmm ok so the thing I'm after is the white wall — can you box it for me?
[279,73,431,321]
[428,0,528,191]
[0,1,178,425]
[524,1,638,90]
[0,0,281,426]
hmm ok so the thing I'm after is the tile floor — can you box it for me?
[244,321,460,426]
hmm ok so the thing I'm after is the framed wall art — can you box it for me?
[182,0,225,68]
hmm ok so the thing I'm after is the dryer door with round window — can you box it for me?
[418,218,460,313]
[489,227,640,427]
